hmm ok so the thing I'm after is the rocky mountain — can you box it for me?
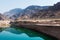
[18,5,49,19]
[49,2,60,11]
[0,13,8,20]
[4,6,49,20]
[20,2,60,19]
[4,2,60,20]
[4,8,23,20]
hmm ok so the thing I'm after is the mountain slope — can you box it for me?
[4,6,49,20]
[0,13,8,20]
[4,8,23,20]
[18,5,49,19]
[4,2,60,20]
[18,2,60,19]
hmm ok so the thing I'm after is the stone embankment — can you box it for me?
[11,20,60,40]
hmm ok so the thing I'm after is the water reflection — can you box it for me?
[5,28,44,37]
[0,28,5,32]
[0,27,57,40]
[0,27,44,40]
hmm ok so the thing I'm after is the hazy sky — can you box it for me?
[0,0,60,13]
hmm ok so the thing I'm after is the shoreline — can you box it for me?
[10,21,60,40]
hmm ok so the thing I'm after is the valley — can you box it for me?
[0,2,60,40]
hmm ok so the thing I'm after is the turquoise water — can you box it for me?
[0,27,56,40]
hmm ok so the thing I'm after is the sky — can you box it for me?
[0,0,60,13]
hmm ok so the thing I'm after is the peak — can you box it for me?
[12,8,22,10]
[10,8,22,11]
[28,5,41,7]
[26,5,41,8]
[56,2,60,4]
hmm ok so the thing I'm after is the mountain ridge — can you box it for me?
[3,2,60,20]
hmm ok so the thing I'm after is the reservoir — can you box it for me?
[0,27,57,40]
